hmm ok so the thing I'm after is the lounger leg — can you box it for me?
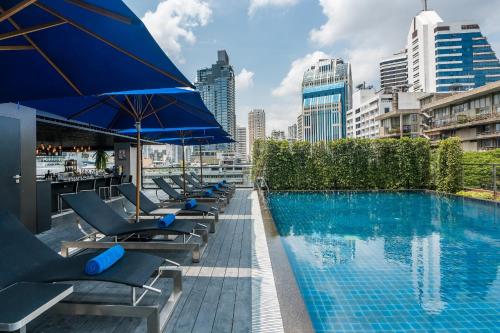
[15,327,26,333]
[146,310,160,333]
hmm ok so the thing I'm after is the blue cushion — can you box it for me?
[212,184,219,191]
[158,213,175,228]
[185,198,198,209]
[222,180,227,184]
[85,244,125,275]
[204,189,213,197]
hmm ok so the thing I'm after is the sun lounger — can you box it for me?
[184,174,232,196]
[116,183,218,233]
[169,175,228,203]
[152,177,226,211]
[0,212,182,333]
[190,171,235,190]
[61,191,208,263]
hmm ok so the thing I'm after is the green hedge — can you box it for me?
[254,138,433,191]
[435,137,464,193]
[462,149,500,189]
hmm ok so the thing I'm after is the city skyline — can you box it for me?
[124,0,500,133]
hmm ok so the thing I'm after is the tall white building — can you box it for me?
[380,49,408,89]
[301,58,352,142]
[248,109,266,159]
[407,10,444,92]
[297,114,303,140]
[235,126,247,162]
[346,85,393,139]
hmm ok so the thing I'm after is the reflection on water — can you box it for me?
[268,192,499,332]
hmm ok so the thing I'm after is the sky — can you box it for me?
[124,0,500,135]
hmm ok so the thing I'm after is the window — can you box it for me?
[462,24,480,30]
[435,26,450,32]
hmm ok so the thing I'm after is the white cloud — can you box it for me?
[309,0,500,85]
[142,0,212,62]
[236,68,255,91]
[248,0,298,16]
[272,51,331,97]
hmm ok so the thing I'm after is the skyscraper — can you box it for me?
[196,50,236,150]
[287,123,298,141]
[248,109,266,159]
[380,49,408,89]
[301,58,352,143]
[235,126,247,162]
[434,22,500,92]
[395,7,500,93]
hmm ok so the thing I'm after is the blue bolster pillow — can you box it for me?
[212,184,219,190]
[159,213,175,228]
[85,244,125,275]
[185,198,198,209]
[218,181,224,187]
[204,189,213,197]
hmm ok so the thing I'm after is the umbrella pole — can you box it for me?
[182,139,186,197]
[135,122,141,223]
[199,145,203,185]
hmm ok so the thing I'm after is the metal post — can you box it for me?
[199,144,203,185]
[182,139,186,197]
[135,121,141,223]
[493,164,497,199]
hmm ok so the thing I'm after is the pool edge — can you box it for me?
[256,189,315,333]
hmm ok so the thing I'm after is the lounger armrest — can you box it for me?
[0,282,73,332]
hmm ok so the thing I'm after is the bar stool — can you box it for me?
[98,177,112,199]
[78,179,96,193]
[57,181,78,213]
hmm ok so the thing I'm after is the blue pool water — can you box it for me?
[267,192,499,333]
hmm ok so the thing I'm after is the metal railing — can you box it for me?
[142,165,253,189]
[462,163,499,198]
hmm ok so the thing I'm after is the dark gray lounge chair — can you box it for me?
[189,171,236,192]
[169,175,228,203]
[184,174,232,197]
[61,191,208,263]
[116,183,218,233]
[152,177,226,211]
[0,212,182,333]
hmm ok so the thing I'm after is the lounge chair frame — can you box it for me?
[50,263,182,333]
[61,217,208,263]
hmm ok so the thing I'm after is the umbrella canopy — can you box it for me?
[22,88,221,222]
[0,0,192,103]
[121,126,230,141]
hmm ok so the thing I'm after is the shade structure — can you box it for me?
[0,0,193,103]
[121,126,230,141]
[22,88,222,222]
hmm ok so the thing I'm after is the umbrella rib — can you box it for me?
[159,95,214,123]
[142,100,176,120]
[108,96,137,119]
[68,97,110,120]
[124,95,140,120]
[0,20,66,41]
[0,45,34,51]
[0,5,82,95]
[64,0,134,25]
[34,3,194,88]
[0,0,38,23]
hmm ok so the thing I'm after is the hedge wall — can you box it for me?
[435,137,463,193]
[253,138,434,191]
[462,149,500,189]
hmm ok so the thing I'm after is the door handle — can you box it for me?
[13,174,21,184]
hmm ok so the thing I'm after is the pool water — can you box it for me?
[267,192,499,333]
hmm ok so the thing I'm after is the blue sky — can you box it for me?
[124,0,500,134]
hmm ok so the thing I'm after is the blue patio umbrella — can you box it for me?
[22,88,221,221]
[122,127,231,193]
[0,0,193,103]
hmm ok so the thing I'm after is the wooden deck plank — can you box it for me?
[29,189,255,333]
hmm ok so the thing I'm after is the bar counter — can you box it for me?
[37,175,129,213]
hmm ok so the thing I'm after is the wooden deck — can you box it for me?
[30,189,253,333]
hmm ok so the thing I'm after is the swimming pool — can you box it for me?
[267,192,499,333]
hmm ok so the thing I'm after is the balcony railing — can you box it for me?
[428,110,500,130]
[142,165,253,189]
